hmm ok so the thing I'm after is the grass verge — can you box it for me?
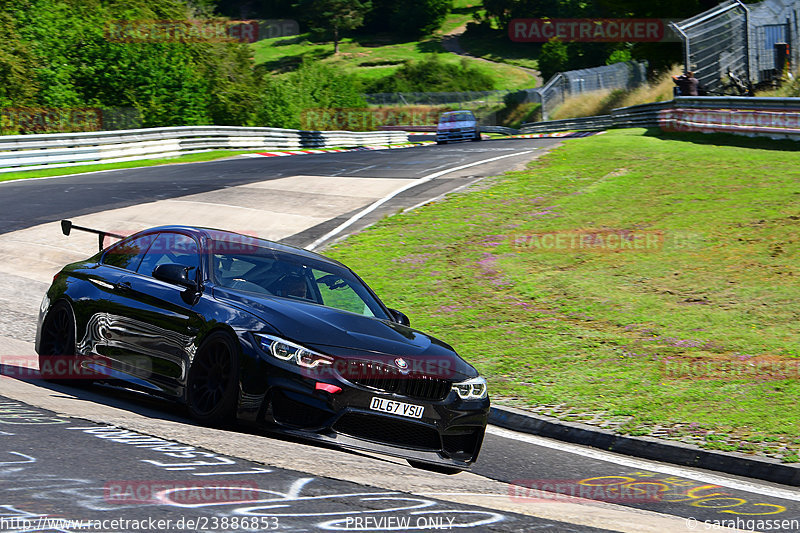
[326,129,800,460]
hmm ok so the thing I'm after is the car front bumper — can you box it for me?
[237,336,489,468]
[436,128,479,142]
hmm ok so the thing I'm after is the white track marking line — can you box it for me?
[487,426,800,501]
[305,150,534,250]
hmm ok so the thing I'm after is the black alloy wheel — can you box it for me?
[38,301,79,383]
[187,332,239,426]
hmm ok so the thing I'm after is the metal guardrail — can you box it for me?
[519,115,614,134]
[520,97,800,140]
[480,126,519,135]
[0,126,409,173]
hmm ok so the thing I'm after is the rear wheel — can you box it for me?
[187,332,239,426]
[38,301,80,383]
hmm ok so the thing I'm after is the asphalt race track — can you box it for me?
[1,138,799,533]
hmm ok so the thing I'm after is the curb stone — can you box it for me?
[489,405,800,487]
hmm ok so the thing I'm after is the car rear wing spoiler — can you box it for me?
[61,220,126,252]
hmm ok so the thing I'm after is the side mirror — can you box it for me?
[388,308,410,327]
[153,264,197,291]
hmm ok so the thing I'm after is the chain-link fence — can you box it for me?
[749,0,800,82]
[515,61,648,120]
[364,62,647,122]
[671,1,750,94]
[672,0,800,94]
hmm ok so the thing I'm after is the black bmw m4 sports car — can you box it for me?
[35,221,489,472]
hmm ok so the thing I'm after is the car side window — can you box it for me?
[101,234,157,271]
[136,232,200,279]
[313,269,375,317]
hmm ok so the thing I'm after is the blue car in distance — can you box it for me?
[435,110,481,144]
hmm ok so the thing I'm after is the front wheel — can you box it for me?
[471,132,482,142]
[187,332,239,426]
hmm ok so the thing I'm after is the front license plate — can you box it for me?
[369,397,424,419]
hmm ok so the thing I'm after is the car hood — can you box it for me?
[213,286,477,380]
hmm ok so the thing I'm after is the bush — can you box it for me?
[607,49,633,65]
[252,60,366,128]
[367,55,495,93]
[2,0,262,129]
[537,38,568,81]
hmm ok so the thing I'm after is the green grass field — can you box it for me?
[252,34,535,90]
[251,1,536,91]
[326,129,800,461]
[440,0,485,34]
[458,29,541,71]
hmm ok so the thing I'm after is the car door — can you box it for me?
[75,232,158,373]
[112,231,207,397]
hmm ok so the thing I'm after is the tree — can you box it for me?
[391,0,451,36]
[1,0,262,128]
[295,0,372,54]
[537,38,568,81]
[0,12,39,108]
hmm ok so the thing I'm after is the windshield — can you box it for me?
[209,239,388,319]
[439,112,475,123]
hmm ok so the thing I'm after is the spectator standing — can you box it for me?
[672,71,700,96]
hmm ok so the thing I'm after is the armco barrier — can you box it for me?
[520,96,800,140]
[480,126,519,136]
[0,126,408,173]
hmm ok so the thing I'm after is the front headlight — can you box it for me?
[255,333,333,369]
[452,376,488,400]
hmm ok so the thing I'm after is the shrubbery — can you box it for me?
[2,0,260,129]
[367,55,495,93]
[0,0,479,132]
[252,61,367,129]
[537,38,568,81]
